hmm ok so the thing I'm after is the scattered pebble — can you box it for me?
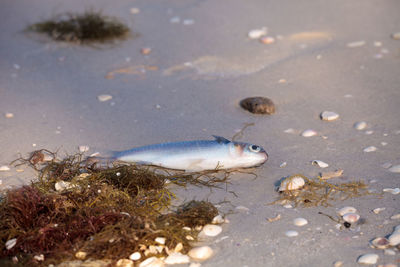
[320,169,343,180]
[388,165,400,173]
[391,32,400,40]
[354,121,367,130]
[5,238,17,250]
[199,224,222,237]
[260,36,275,44]
[301,129,317,137]
[188,246,213,261]
[248,27,268,39]
[138,256,164,267]
[5,112,14,118]
[373,208,386,214]
[164,252,190,265]
[279,176,305,191]
[383,188,400,195]
[390,214,400,220]
[285,230,298,237]
[370,237,390,249]
[382,162,392,169]
[347,41,366,48]
[320,111,339,121]
[338,206,357,216]
[130,8,140,14]
[79,145,89,153]
[357,253,378,265]
[293,218,308,226]
[239,96,275,114]
[97,94,112,102]
[363,146,377,153]
[116,259,134,267]
[342,213,360,223]
[141,47,152,55]
[0,165,10,171]
[155,237,166,245]
[312,160,329,168]
[279,162,287,168]
[129,252,141,261]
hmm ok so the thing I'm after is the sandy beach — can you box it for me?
[1,0,400,266]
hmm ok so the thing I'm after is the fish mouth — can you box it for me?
[262,151,268,162]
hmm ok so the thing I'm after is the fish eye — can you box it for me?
[249,145,261,152]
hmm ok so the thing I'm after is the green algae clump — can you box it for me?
[28,11,130,44]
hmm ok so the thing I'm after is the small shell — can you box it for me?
[279,176,305,191]
[138,256,165,267]
[75,251,87,260]
[312,160,329,168]
[342,213,360,223]
[188,246,213,261]
[370,237,390,249]
[155,237,166,245]
[354,121,367,130]
[388,230,400,246]
[357,254,378,265]
[174,243,183,253]
[390,214,400,220]
[363,146,377,152]
[301,129,317,137]
[388,165,400,173]
[293,218,308,226]
[285,230,298,237]
[383,188,400,195]
[0,165,10,171]
[97,94,112,102]
[337,206,357,216]
[116,259,134,267]
[199,224,222,237]
[320,169,343,180]
[5,238,17,250]
[320,111,339,121]
[212,215,224,224]
[129,252,141,261]
[164,252,190,265]
[248,27,268,39]
[34,254,44,261]
[372,208,385,214]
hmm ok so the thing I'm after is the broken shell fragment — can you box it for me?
[188,246,213,261]
[388,230,400,246]
[337,206,357,216]
[5,238,17,250]
[138,256,165,267]
[248,27,268,39]
[199,224,222,237]
[293,218,308,226]
[320,111,339,121]
[312,160,329,168]
[342,213,360,224]
[285,230,298,237]
[212,215,224,224]
[370,237,390,249]
[388,165,400,173]
[155,237,166,245]
[301,129,317,137]
[383,188,400,195]
[129,252,141,261]
[357,253,379,265]
[164,252,190,265]
[279,176,305,191]
[363,146,377,152]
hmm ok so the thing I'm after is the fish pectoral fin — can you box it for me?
[212,135,231,144]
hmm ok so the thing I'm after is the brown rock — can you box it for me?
[240,97,275,114]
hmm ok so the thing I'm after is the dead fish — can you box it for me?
[112,136,268,171]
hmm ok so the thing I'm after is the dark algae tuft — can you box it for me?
[28,11,130,44]
[1,151,228,265]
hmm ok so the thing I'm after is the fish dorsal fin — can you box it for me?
[212,135,231,144]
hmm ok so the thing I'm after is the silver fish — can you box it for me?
[112,136,268,171]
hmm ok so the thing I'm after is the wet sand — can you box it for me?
[1,0,400,266]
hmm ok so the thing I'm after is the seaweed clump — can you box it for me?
[271,174,371,207]
[28,11,130,44]
[0,150,226,266]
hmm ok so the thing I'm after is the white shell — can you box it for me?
[354,121,367,130]
[342,213,360,223]
[337,206,357,216]
[301,129,317,137]
[5,238,17,250]
[0,165,10,171]
[357,254,378,265]
[388,230,400,246]
[383,188,400,195]
[199,224,222,237]
[388,165,400,173]
[129,252,141,261]
[320,111,339,121]
[312,160,329,168]
[384,249,396,256]
[116,259,134,267]
[138,256,165,267]
[164,252,190,265]
[390,214,400,220]
[212,215,224,224]
[347,41,366,48]
[363,146,377,152]
[370,237,390,249]
[373,208,385,214]
[285,230,298,237]
[155,237,166,245]
[279,176,305,191]
[188,246,213,261]
[293,218,308,226]
[248,27,268,39]
[34,254,45,261]
[55,181,76,192]
[79,145,90,153]
[97,94,113,102]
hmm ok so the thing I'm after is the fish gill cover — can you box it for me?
[0,150,227,266]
